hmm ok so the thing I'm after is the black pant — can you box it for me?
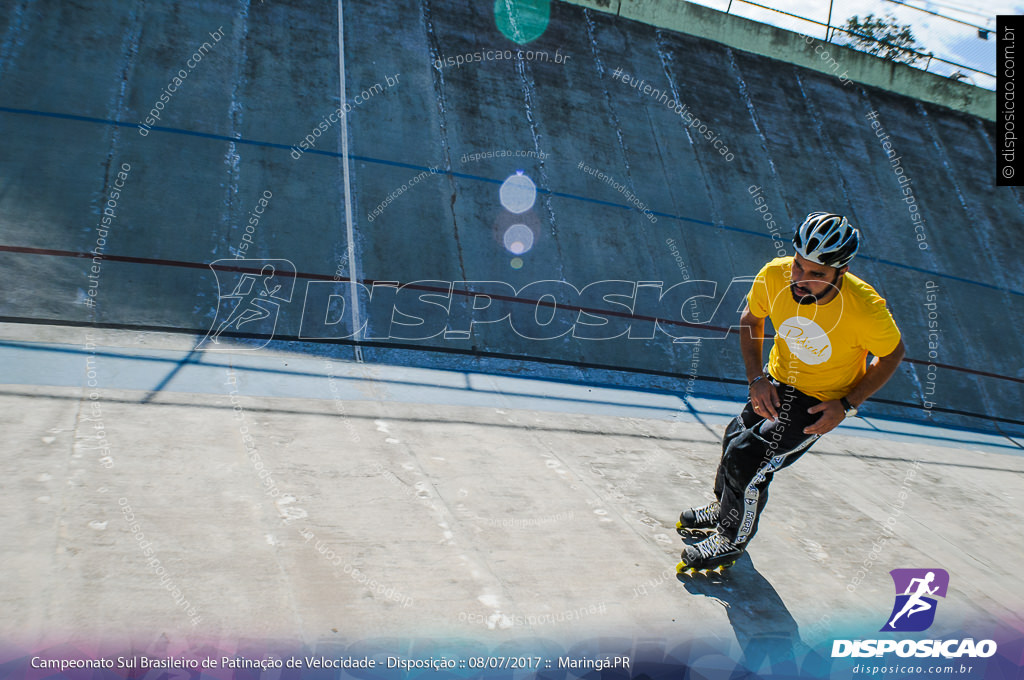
[714,379,823,549]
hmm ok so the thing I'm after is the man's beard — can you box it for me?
[790,271,840,305]
[790,282,822,305]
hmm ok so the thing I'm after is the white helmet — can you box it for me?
[793,212,860,268]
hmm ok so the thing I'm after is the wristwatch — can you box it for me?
[840,396,858,418]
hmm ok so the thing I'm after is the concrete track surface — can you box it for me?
[2,323,1023,677]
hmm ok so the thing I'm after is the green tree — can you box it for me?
[840,13,925,65]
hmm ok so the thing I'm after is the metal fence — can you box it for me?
[721,0,995,88]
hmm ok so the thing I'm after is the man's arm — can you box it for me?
[845,338,906,408]
[740,305,781,421]
[804,338,906,435]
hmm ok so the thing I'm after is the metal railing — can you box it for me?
[723,0,994,80]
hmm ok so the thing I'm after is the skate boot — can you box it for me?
[676,531,743,574]
[676,500,720,533]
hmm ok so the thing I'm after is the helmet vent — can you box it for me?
[791,212,861,268]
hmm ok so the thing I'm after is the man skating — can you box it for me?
[676,212,905,573]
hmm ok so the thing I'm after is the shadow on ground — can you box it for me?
[677,552,835,678]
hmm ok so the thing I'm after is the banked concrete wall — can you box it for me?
[0,0,1020,435]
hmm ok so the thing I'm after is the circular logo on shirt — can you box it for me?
[777,316,832,364]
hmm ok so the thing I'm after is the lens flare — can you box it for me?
[500,172,536,214]
[503,223,534,255]
[494,0,551,45]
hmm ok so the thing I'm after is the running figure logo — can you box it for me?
[881,568,949,632]
[199,259,296,351]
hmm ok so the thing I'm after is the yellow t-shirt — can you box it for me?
[747,257,902,401]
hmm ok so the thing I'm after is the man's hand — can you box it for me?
[739,305,781,421]
[750,379,781,421]
[804,400,846,435]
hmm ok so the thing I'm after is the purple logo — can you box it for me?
[881,568,949,632]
